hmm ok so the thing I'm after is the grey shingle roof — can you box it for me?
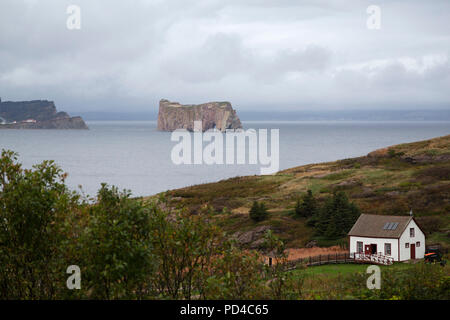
[348,214,412,238]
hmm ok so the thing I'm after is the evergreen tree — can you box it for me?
[315,191,360,239]
[295,190,317,217]
[249,201,268,222]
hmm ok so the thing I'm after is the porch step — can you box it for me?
[354,253,394,266]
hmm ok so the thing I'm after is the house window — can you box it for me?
[410,228,415,237]
[357,241,363,253]
[405,243,409,248]
[416,241,420,247]
[384,243,391,256]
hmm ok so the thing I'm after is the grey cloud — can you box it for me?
[0,0,449,112]
[161,33,331,83]
[161,33,248,82]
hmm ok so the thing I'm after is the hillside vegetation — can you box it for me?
[155,135,450,249]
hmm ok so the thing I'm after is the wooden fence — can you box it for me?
[285,252,355,270]
[284,252,395,270]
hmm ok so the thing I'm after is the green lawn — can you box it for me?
[289,262,416,278]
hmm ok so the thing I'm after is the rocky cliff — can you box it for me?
[157,99,242,132]
[0,99,88,129]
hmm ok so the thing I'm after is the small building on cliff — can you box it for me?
[348,214,425,261]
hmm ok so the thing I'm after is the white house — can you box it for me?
[348,214,425,262]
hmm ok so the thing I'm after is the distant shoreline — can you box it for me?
[78,109,450,122]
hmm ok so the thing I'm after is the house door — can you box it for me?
[410,243,416,259]
[370,244,377,254]
[364,245,371,254]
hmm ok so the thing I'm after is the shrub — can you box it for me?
[80,184,157,299]
[249,201,268,222]
[0,150,81,299]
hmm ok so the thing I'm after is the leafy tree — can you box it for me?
[295,190,317,217]
[80,184,156,299]
[249,201,268,222]
[149,197,224,299]
[0,149,80,299]
[203,243,267,299]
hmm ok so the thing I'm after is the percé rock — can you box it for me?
[0,99,88,129]
[157,99,242,132]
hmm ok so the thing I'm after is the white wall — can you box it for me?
[349,236,399,261]
[399,219,425,261]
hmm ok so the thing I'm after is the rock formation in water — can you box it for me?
[157,99,242,132]
[0,99,88,129]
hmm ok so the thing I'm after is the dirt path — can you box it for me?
[286,246,347,261]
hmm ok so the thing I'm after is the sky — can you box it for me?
[0,0,449,114]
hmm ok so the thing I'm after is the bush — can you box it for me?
[203,245,267,299]
[249,201,268,222]
[79,184,156,299]
[0,150,81,299]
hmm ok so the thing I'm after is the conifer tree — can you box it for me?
[295,190,317,217]
[249,201,268,222]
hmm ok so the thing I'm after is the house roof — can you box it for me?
[348,214,413,239]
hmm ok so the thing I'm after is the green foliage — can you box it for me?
[249,201,268,222]
[80,184,156,299]
[308,191,360,239]
[344,264,450,300]
[388,149,405,158]
[322,170,354,181]
[221,206,231,215]
[0,150,80,299]
[203,245,267,299]
[294,190,317,218]
[148,201,224,299]
[169,175,284,207]
[262,230,304,299]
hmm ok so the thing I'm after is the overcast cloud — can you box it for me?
[0,0,449,113]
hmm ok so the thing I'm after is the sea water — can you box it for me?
[0,120,448,197]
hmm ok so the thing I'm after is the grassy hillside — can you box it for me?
[148,135,450,249]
